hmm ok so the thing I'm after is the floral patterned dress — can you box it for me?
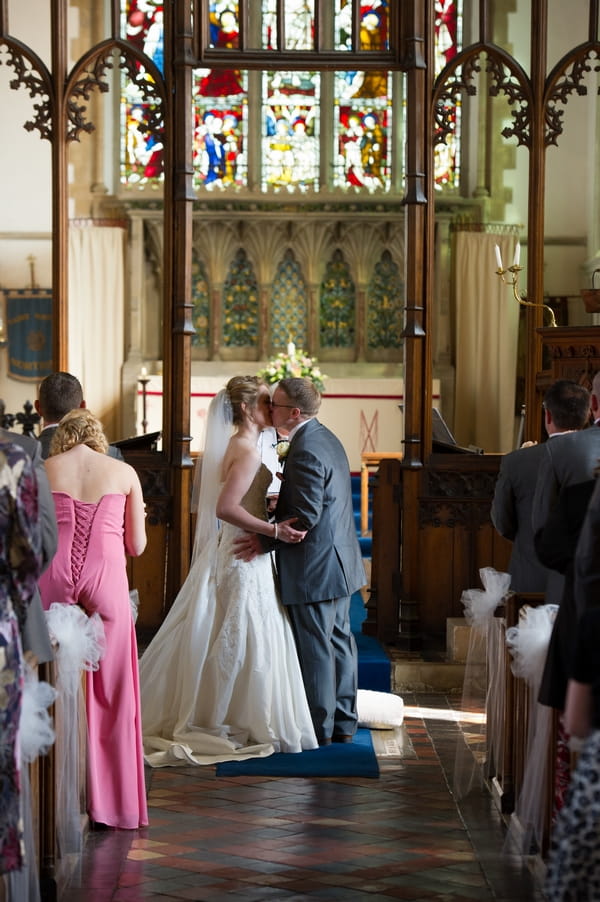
[0,442,42,875]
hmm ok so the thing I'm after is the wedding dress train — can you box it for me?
[140,464,318,766]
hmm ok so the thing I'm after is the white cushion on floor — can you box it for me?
[357,689,404,729]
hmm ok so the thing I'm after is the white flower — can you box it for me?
[276,440,290,460]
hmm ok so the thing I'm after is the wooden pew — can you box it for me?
[489,592,559,856]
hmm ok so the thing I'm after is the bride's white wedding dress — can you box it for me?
[140,464,318,766]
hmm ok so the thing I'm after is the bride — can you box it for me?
[140,375,318,765]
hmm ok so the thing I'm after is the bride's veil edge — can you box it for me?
[190,388,234,564]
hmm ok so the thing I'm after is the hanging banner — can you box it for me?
[5,290,53,382]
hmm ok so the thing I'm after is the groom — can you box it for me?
[237,377,366,746]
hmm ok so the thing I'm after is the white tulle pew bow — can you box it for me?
[505,603,557,856]
[454,567,511,800]
[44,603,105,854]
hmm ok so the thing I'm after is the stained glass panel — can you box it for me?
[320,250,356,349]
[262,0,315,51]
[208,3,240,49]
[434,0,462,191]
[122,2,165,187]
[366,251,403,349]
[270,250,309,350]
[121,99,165,186]
[191,253,210,349]
[222,249,259,348]
[192,103,247,189]
[262,72,319,192]
[435,0,459,77]
[335,1,389,52]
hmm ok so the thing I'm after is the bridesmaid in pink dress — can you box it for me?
[39,409,148,829]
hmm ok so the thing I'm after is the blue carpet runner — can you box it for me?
[351,475,391,693]
[216,728,379,778]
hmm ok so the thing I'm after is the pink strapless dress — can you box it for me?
[39,492,148,829]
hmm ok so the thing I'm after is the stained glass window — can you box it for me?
[270,250,309,350]
[208,3,239,47]
[191,253,210,349]
[262,72,319,192]
[320,250,356,349]
[222,249,259,348]
[120,0,405,196]
[263,0,315,51]
[367,251,403,349]
[335,1,390,52]
[434,0,462,192]
[121,1,166,185]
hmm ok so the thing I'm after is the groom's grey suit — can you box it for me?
[273,417,366,744]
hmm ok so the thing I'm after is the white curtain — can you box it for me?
[68,226,125,442]
[453,231,520,454]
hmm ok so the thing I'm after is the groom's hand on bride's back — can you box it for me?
[233,532,262,561]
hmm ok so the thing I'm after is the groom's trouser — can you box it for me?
[287,595,358,743]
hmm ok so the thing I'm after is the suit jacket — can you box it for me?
[531,426,600,604]
[574,475,600,618]
[273,418,366,606]
[490,443,550,593]
[39,424,124,461]
[535,478,596,710]
[0,428,58,662]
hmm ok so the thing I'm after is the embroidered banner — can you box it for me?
[6,290,53,382]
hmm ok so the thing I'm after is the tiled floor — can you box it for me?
[58,692,545,902]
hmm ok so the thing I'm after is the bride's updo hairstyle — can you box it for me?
[49,408,109,456]
[226,375,265,426]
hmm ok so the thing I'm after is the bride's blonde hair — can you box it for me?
[49,408,109,456]
[226,375,265,426]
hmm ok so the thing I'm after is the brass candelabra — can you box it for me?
[494,243,556,327]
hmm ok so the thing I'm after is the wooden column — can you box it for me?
[163,0,195,602]
[523,0,548,439]
[395,0,431,649]
[50,0,69,371]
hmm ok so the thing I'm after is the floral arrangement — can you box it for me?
[257,342,327,393]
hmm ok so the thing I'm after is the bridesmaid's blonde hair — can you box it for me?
[49,408,109,456]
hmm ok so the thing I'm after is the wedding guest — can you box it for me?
[492,378,597,595]
[36,372,123,460]
[140,376,318,767]
[38,409,148,829]
[0,443,42,894]
[545,606,600,899]
[0,411,57,665]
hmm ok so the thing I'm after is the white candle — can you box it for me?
[494,244,503,270]
[287,341,296,357]
[513,242,521,267]
[140,366,148,378]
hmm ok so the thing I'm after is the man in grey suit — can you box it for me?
[492,379,591,594]
[0,423,58,663]
[531,379,600,579]
[237,377,366,746]
[35,371,123,460]
[528,379,600,713]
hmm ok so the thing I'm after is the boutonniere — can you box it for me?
[274,440,290,460]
